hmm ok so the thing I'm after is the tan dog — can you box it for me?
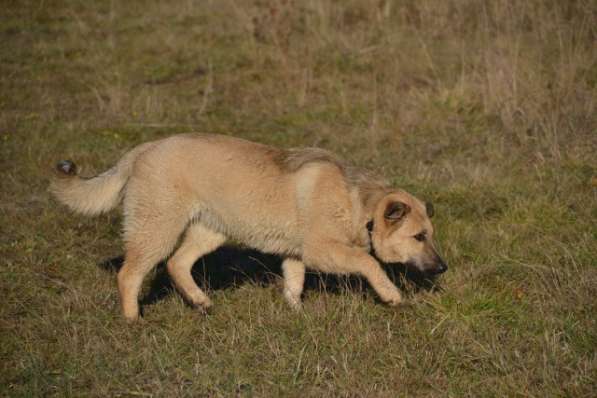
[50,134,446,320]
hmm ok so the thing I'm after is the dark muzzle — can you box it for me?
[427,258,448,275]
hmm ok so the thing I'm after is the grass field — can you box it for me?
[1,0,596,396]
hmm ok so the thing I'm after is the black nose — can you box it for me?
[429,261,447,275]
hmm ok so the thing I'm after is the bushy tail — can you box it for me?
[49,142,155,216]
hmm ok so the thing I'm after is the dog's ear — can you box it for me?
[384,201,410,221]
[425,202,434,218]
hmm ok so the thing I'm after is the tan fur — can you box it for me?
[50,133,446,320]
[49,142,158,215]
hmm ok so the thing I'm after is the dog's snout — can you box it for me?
[427,258,447,275]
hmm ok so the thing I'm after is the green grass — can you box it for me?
[1,0,596,396]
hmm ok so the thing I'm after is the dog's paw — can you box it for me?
[283,289,303,311]
[192,297,213,315]
[385,294,403,307]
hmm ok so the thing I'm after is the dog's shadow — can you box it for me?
[99,246,440,307]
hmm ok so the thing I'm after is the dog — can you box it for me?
[50,133,447,320]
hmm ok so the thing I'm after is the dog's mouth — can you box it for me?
[369,246,448,277]
[392,261,447,277]
[403,253,448,276]
[422,264,448,277]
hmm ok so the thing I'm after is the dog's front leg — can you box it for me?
[281,258,306,310]
[303,240,402,306]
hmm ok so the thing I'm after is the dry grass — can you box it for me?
[1,0,596,396]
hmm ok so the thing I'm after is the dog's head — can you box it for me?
[369,191,447,276]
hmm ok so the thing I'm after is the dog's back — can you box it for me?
[51,133,358,256]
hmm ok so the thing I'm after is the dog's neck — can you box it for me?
[351,186,386,252]
[366,218,383,262]
[359,186,386,227]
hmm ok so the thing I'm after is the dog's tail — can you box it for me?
[49,142,155,216]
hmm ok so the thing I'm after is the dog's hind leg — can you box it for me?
[167,223,226,312]
[118,216,188,321]
[118,180,192,321]
[282,258,306,310]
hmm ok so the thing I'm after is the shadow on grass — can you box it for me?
[99,246,441,309]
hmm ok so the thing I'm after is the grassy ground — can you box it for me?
[1,0,596,396]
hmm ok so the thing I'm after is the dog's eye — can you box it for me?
[414,232,426,242]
